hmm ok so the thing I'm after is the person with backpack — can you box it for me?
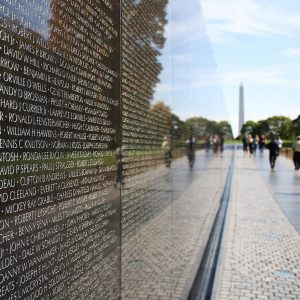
[267,136,279,170]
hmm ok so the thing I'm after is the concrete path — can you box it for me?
[122,150,232,299]
[253,152,300,232]
[214,151,300,300]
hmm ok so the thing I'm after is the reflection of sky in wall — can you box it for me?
[153,0,228,123]
[1,0,51,39]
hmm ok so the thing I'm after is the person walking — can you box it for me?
[276,135,283,155]
[267,136,279,170]
[114,145,125,187]
[253,135,259,153]
[219,134,225,157]
[248,134,254,156]
[242,134,248,157]
[213,135,220,156]
[186,136,196,168]
[204,135,210,153]
[162,136,172,168]
[259,134,266,153]
[292,135,300,170]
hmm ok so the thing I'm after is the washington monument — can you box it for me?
[239,83,245,133]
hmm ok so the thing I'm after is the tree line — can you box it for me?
[151,101,233,145]
[240,115,300,141]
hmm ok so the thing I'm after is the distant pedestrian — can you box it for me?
[213,135,220,156]
[204,135,210,152]
[186,136,196,168]
[276,136,283,155]
[162,136,172,168]
[242,135,248,157]
[219,134,225,157]
[267,136,279,170]
[253,135,259,153]
[248,134,254,156]
[292,135,300,170]
[114,146,125,187]
[259,134,266,153]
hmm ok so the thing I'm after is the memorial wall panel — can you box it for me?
[120,0,171,240]
[0,1,121,299]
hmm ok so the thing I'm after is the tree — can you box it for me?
[240,116,294,140]
[184,117,233,140]
[240,120,258,136]
[292,115,300,138]
[256,120,270,136]
[171,113,185,143]
[219,121,233,139]
[265,116,292,139]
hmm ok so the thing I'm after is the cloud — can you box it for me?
[224,69,287,86]
[172,54,193,63]
[190,67,221,88]
[284,48,300,57]
[200,0,300,42]
[164,0,209,46]
[223,63,300,86]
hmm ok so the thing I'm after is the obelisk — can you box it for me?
[239,83,245,133]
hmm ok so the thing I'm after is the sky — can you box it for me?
[154,0,226,124]
[200,0,300,136]
[154,0,300,137]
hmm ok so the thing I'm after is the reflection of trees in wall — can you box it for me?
[122,0,169,149]
[50,0,121,150]
[184,117,233,141]
[120,0,170,248]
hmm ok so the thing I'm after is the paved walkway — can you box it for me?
[214,151,300,300]
[122,150,232,299]
[254,152,300,232]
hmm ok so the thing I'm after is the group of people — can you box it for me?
[114,134,300,187]
[161,134,226,170]
[162,134,226,170]
[266,135,300,171]
[204,134,225,157]
[242,134,283,157]
[242,133,282,169]
[242,133,300,171]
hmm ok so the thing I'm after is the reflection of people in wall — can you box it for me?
[220,134,225,157]
[204,135,210,152]
[162,136,171,168]
[114,146,125,187]
[186,136,196,168]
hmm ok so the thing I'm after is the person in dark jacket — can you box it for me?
[292,135,300,170]
[267,136,279,170]
[186,136,196,168]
